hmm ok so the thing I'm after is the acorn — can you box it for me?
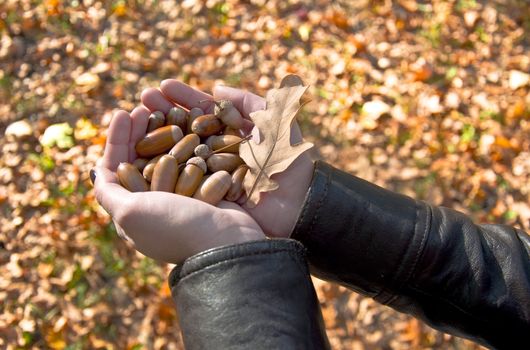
[132,158,149,172]
[191,114,224,138]
[187,107,204,133]
[142,154,163,182]
[150,155,179,192]
[194,144,211,159]
[175,157,207,196]
[206,135,242,153]
[146,111,166,133]
[214,100,245,129]
[206,153,244,173]
[225,165,248,201]
[178,162,186,173]
[136,125,183,158]
[193,170,232,205]
[223,127,242,137]
[117,162,149,192]
[169,133,200,163]
[166,106,187,131]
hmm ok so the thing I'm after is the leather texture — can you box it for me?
[291,161,530,349]
[169,239,330,350]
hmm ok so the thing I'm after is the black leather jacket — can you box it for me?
[169,161,530,349]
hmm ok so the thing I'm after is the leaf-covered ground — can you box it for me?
[1,0,528,349]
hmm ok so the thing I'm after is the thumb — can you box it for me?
[93,166,131,220]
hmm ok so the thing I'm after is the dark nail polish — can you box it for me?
[89,168,96,185]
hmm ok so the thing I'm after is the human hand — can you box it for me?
[140,80,314,238]
[93,101,265,264]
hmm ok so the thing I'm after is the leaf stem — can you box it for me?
[211,134,252,154]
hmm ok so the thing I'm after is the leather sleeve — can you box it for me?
[291,161,530,349]
[168,239,330,350]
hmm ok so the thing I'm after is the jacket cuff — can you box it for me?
[291,161,429,302]
[169,239,330,350]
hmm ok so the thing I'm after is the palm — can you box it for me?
[141,80,312,238]
[95,91,264,263]
[115,190,261,263]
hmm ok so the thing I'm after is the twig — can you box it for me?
[211,134,252,154]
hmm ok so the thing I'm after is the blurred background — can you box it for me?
[1,0,529,349]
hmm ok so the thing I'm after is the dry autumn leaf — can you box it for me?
[239,75,313,207]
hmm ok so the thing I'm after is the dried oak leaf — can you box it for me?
[240,75,313,207]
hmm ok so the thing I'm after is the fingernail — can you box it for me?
[89,168,97,185]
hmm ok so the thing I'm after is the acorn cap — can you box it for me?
[214,99,233,115]
[194,144,211,159]
[186,156,207,174]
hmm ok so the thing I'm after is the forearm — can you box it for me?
[291,161,530,349]
[169,239,330,350]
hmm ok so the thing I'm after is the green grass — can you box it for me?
[420,23,442,47]
[456,0,478,11]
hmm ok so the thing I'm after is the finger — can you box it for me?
[213,85,265,118]
[141,87,175,114]
[101,110,132,171]
[240,119,255,136]
[93,166,131,219]
[114,220,134,244]
[160,79,214,112]
[129,106,150,161]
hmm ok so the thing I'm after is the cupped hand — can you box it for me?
[154,80,314,238]
[93,104,264,264]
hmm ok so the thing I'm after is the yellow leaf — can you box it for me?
[298,24,311,41]
[338,109,353,123]
[75,118,98,141]
[113,1,127,17]
[506,100,527,121]
[37,262,54,278]
[495,136,512,149]
[45,328,66,350]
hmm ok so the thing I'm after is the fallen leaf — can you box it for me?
[362,100,390,120]
[5,119,33,140]
[509,70,529,90]
[240,75,313,207]
[40,123,74,149]
[38,262,54,278]
[74,118,98,140]
[464,11,479,27]
[75,72,101,92]
[298,24,311,41]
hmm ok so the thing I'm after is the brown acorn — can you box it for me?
[223,127,242,137]
[225,165,248,202]
[132,158,149,172]
[166,106,187,131]
[191,114,223,138]
[117,162,149,192]
[142,154,163,182]
[150,155,179,192]
[187,107,204,134]
[146,111,166,133]
[206,153,244,173]
[193,170,232,205]
[206,135,242,153]
[169,133,200,163]
[136,125,183,158]
[214,99,245,129]
[175,157,207,196]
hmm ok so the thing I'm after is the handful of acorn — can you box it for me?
[117,100,249,206]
